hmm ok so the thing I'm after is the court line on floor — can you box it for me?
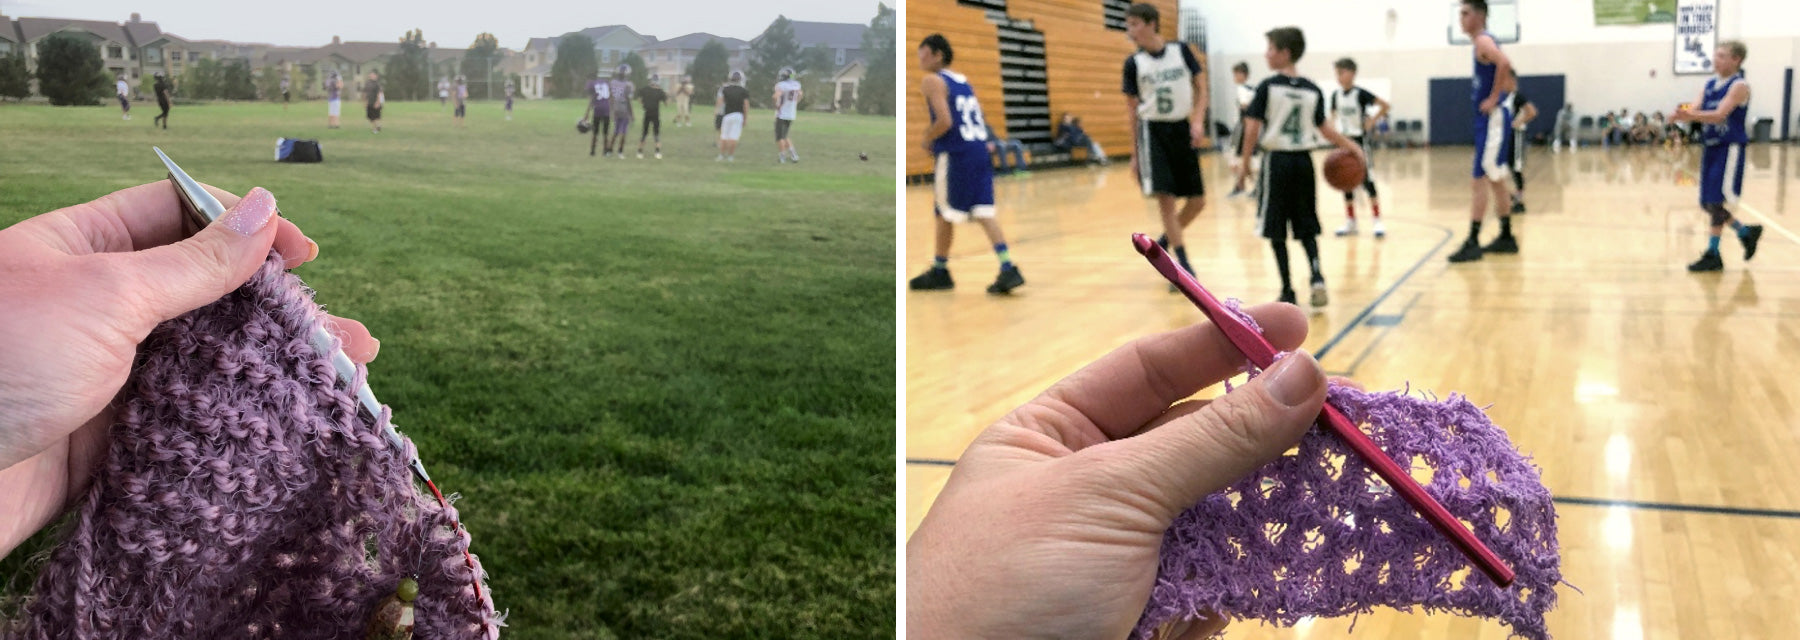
[1313,222,1453,361]
[905,458,1800,520]
[1673,165,1798,246]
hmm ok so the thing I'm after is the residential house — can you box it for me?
[0,16,22,58]
[15,16,139,87]
[517,37,556,99]
[748,19,869,110]
[574,25,655,70]
[634,32,748,90]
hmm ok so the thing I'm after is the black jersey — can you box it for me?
[721,85,750,115]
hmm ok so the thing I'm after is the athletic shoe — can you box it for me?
[1687,250,1724,272]
[1373,220,1387,238]
[1156,235,1169,251]
[1510,200,1527,214]
[655,152,663,160]
[791,156,800,163]
[1482,234,1519,254]
[637,152,644,159]
[1335,219,1358,236]
[1278,289,1298,305]
[715,155,723,162]
[987,266,1025,294]
[910,267,954,290]
[779,156,787,164]
[1448,238,1484,263]
[1741,225,1764,260]
[1310,280,1329,308]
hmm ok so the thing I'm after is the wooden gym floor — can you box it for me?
[904,142,1800,638]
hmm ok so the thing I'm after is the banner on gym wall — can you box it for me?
[1674,0,1719,75]
[1594,0,1677,25]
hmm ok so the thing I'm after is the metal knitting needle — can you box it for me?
[155,147,431,484]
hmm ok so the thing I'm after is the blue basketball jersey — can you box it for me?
[1700,73,1749,146]
[929,70,991,155]
[1472,32,1500,106]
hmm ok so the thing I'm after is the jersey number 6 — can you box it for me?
[1155,87,1174,116]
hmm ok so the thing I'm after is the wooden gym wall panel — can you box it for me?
[906,0,1184,177]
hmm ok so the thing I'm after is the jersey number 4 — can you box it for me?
[956,95,990,141]
[1279,106,1304,145]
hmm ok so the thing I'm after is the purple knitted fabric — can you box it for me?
[1134,304,1561,639]
[3,256,500,639]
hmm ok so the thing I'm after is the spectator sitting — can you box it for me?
[985,123,1030,174]
[1630,111,1658,144]
[1053,113,1109,165]
[1659,110,1688,147]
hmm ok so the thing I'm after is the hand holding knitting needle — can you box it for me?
[907,303,1345,640]
[0,181,378,559]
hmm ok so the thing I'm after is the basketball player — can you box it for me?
[1671,41,1762,272]
[1228,61,1258,198]
[1237,27,1365,308]
[585,69,610,157]
[1122,3,1207,282]
[1329,58,1389,237]
[908,34,1025,294]
[637,74,667,159]
[717,71,750,162]
[1503,70,1536,214]
[1449,0,1519,263]
[774,67,804,163]
[607,65,635,159]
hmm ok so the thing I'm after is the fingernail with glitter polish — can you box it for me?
[220,187,276,236]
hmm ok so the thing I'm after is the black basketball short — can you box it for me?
[366,105,382,120]
[1137,120,1204,198]
[775,117,794,141]
[1258,151,1320,241]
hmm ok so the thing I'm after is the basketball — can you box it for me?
[1324,149,1365,191]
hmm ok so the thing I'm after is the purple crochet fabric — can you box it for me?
[3,256,500,639]
[1135,302,1561,639]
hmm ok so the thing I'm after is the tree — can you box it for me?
[462,32,499,99]
[619,51,649,90]
[386,29,431,100]
[549,33,596,99]
[182,57,221,99]
[256,64,280,100]
[33,33,110,105]
[686,39,730,106]
[300,65,318,100]
[0,51,31,101]
[747,16,801,108]
[858,3,896,116]
[220,59,256,100]
[797,44,834,111]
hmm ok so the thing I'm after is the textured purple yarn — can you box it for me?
[1136,301,1562,639]
[2,256,500,639]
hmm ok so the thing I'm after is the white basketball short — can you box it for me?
[720,113,744,141]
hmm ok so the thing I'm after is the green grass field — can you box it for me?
[0,99,896,638]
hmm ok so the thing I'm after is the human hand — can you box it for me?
[1189,122,1206,149]
[0,181,379,558]
[907,304,1329,638]
[1479,95,1498,115]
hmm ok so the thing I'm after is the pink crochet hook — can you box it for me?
[1131,233,1515,587]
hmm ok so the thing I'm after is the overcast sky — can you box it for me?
[2,0,886,49]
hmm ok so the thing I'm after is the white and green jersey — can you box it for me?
[1123,42,1202,123]
[1245,74,1327,152]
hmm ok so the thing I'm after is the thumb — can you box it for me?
[1107,351,1328,523]
[121,187,279,324]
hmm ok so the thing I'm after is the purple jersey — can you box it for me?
[326,79,340,101]
[587,78,610,109]
[608,80,633,117]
